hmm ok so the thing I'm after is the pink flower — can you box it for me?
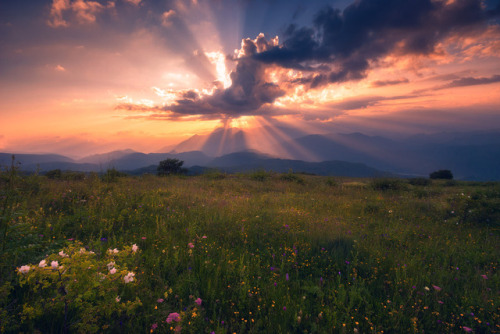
[151,323,158,330]
[39,260,47,268]
[166,312,181,324]
[195,298,202,306]
[123,272,135,283]
[142,237,146,240]
[51,261,59,269]
[432,285,442,291]
[188,242,194,248]
[157,298,164,303]
[59,251,68,257]
[481,274,488,280]
[202,236,207,239]
[463,326,473,332]
[132,244,139,253]
[109,268,117,274]
[19,265,30,274]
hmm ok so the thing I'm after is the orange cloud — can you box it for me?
[47,0,115,27]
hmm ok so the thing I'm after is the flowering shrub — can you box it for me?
[16,241,142,333]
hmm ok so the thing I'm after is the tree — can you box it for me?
[157,158,187,176]
[429,169,453,180]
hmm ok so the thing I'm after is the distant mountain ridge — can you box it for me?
[2,130,500,180]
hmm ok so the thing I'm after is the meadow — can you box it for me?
[0,167,498,333]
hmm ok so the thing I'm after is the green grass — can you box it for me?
[0,170,498,333]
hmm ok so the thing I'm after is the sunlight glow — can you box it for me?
[206,51,232,88]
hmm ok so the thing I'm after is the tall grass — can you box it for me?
[0,171,498,333]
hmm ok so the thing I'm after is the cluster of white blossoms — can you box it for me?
[123,272,135,283]
[18,243,139,282]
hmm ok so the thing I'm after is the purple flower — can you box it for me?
[285,273,289,281]
[195,298,202,306]
[166,312,181,324]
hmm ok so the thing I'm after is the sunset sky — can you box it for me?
[1,0,500,157]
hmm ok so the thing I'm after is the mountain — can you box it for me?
[205,151,392,177]
[170,128,248,156]
[78,149,137,164]
[0,153,73,166]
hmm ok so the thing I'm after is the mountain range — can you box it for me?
[1,129,499,180]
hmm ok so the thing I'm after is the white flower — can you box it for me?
[124,272,135,283]
[109,268,117,274]
[424,286,430,291]
[132,244,138,253]
[19,265,30,274]
[107,262,115,270]
[51,261,59,269]
[79,248,86,254]
[59,251,68,257]
[107,248,119,254]
[39,260,47,268]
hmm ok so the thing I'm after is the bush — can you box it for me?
[102,168,127,182]
[45,169,62,179]
[157,159,187,176]
[408,177,432,186]
[429,169,453,180]
[370,178,407,191]
[280,171,305,184]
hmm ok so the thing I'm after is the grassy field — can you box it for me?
[0,168,498,333]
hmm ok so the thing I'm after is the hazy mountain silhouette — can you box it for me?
[2,130,499,180]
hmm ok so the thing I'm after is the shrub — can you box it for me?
[45,169,62,179]
[157,159,187,176]
[370,178,407,191]
[16,242,142,333]
[249,169,272,181]
[429,169,453,180]
[408,177,432,186]
[280,171,305,184]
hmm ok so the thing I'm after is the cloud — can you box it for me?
[254,0,500,88]
[442,74,500,88]
[55,64,66,72]
[118,33,286,119]
[415,74,500,93]
[47,0,114,27]
[371,78,409,87]
[123,0,141,5]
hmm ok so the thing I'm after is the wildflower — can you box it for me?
[438,300,444,304]
[195,298,202,306]
[79,248,86,254]
[51,261,59,269]
[157,298,164,303]
[109,268,117,274]
[481,274,488,280]
[432,285,442,291]
[39,260,47,268]
[142,237,146,240]
[19,265,30,274]
[124,272,135,283]
[107,262,115,270]
[116,296,121,302]
[108,248,119,254]
[463,326,473,332]
[59,251,68,257]
[151,323,158,330]
[202,235,207,239]
[424,286,430,291]
[188,242,194,248]
[132,244,139,253]
[166,312,181,324]
[286,273,289,281]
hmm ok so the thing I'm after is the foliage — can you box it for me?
[102,168,128,183]
[45,169,62,179]
[430,169,454,180]
[408,177,432,186]
[16,242,142,333]
[370,178,407,191]
[157,158,187,176]
[0,172,498,333]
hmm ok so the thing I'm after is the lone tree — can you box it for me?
[429,169,453,180]
[157,158,187,176]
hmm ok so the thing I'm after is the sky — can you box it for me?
[1,0,499,157]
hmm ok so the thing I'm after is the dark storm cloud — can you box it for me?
[254,0,500,87]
